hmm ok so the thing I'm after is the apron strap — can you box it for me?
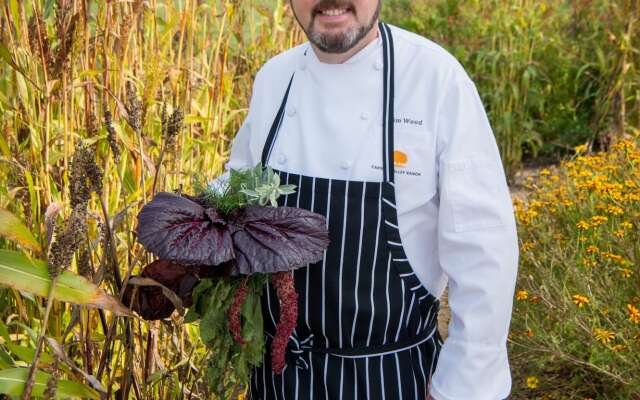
[261,72,295,166]
[260,21,396,185]
[379,21,396,183]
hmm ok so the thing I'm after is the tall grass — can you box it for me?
[0,1,302,398]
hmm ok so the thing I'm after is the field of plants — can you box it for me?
[0,0,638,399]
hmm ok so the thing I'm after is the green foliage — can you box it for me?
[510,135,640,398]
[195,162,296,214]
[0,368,100,399]
[186,274,268,397]
[383,0,639,178]
[236,163,296,207]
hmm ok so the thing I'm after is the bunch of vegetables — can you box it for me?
[124,164,330,394]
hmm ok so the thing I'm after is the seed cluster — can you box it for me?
[270,271,298,374]
[228,277,249,345]
[69,142,103,210]
[48,142,103,277]
[104,107,121,164]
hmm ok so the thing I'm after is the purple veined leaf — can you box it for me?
[122,260,200,320]
[229,206,330,276]
[135,192,235,266]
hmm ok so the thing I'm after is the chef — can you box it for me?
[217,0,519,399]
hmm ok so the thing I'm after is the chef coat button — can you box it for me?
[360,111,369,120]
[277,154,287,164]
[340,160,352,170]
[374,60,383,70]
[287,106,296,117]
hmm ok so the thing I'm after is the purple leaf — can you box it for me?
[135,192,234,266]
[229,206,330,275]
[122,260,200,320]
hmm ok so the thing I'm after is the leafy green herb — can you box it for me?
[193,162,295,214]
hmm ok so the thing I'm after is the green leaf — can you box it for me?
[0,209,41,253]
[0,320,9,342]
[0,347,13,369]
[43,0,56,18]
[0,249,131,316]
[0,367,100,399]
[0,42,12,67]
[5,343,54,367]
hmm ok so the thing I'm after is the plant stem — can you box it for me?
[21,275,59,400]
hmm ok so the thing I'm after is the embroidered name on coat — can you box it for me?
[394,117,423,126]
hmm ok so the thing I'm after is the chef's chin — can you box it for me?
[308,27,365,53]
[293,0,381,54]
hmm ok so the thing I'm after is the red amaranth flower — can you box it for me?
[228,277,249,345]
[271,271,298,374]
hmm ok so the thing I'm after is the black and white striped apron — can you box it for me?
[249,21,443,400]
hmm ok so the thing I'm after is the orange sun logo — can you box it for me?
[393,150,408,167]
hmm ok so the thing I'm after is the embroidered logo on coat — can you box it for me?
[394,150,408,168]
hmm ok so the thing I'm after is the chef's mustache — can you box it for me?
[312,0,355,15]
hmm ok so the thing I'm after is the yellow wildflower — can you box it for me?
[625,192,640,202]
[590,215,608,226]
[574,144,588,154]
[586,245,599,254]
[621,221,633,229]
[524,328,534,337]
[621,268,633,278]
[627,304,640,324]
[593,328,615,344]
[611,140,636,152]
[572,294,590,308]
[605,205,624,216]
[576,220,590,230]
[539,169,551,176]
[611,344,626,352]
[521,241,535,252]
[613,229,625,238]
[526,376,539,389]
[516,290,529,300]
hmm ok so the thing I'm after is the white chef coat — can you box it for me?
[214,23,519,400]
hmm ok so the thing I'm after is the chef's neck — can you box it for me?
[310,22,380,64]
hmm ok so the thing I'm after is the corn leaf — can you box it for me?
[0,348,13,369]
[0,249,131,316]
[0,209,41,253]
[0,367,100,399]
[4,343,54,367]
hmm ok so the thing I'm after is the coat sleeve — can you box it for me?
[428,70,519,400]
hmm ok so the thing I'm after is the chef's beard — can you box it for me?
[295,0,381,54]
